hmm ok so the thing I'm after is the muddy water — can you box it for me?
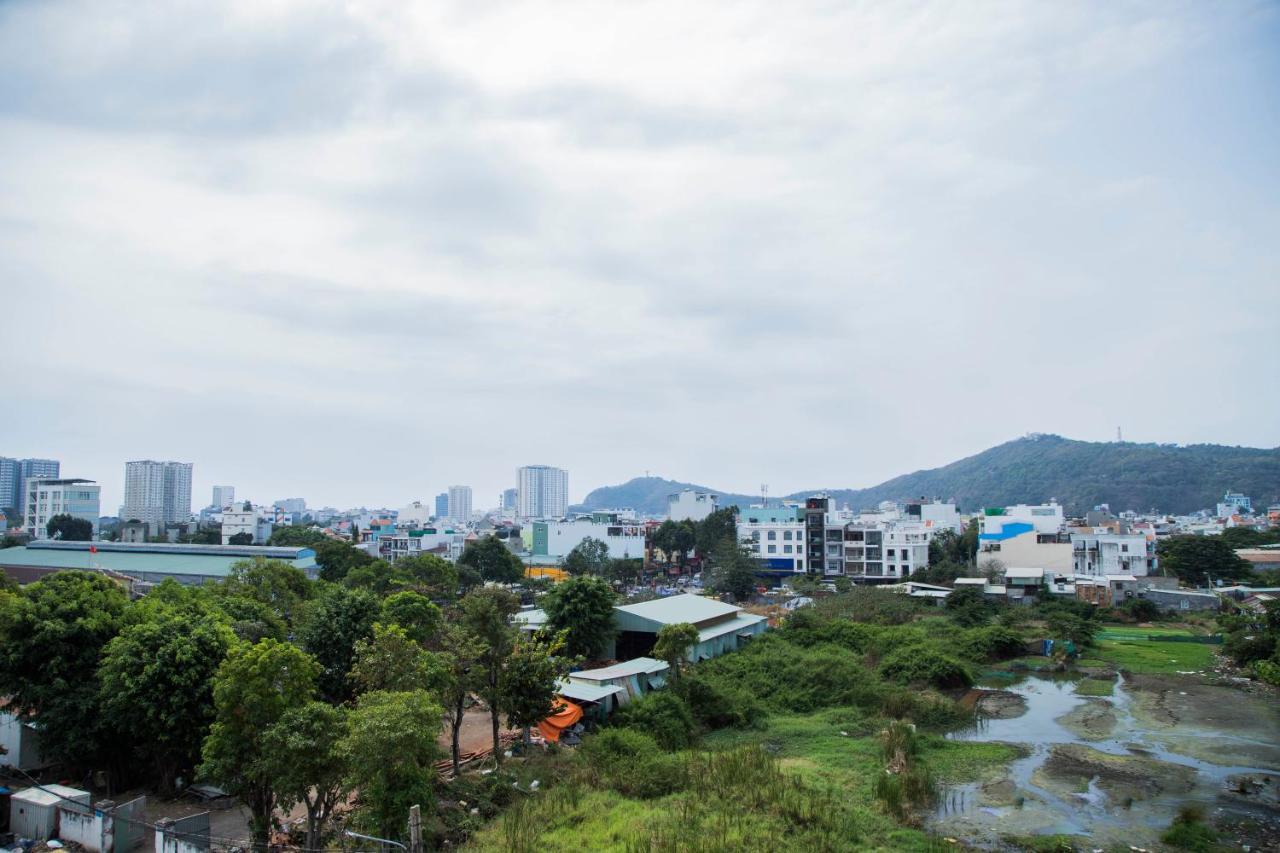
[929,671,1280,850]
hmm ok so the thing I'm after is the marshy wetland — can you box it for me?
[930,630,1280,851]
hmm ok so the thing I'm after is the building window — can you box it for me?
[767,544,777,553]
[784,544,792,553]
[887,549,895,558]
[767,531,776,540]
[783,530,792,540]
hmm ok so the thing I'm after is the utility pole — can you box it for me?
[408,804,422,853]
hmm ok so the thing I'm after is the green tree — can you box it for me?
[314,539,376,583]
[396,553,459,599]
[458,535,525,584]
[380,590,443,646]
[45,513,93,541]
[228,531,255,545]
[221,557,313,626]
[652,520,696,569]
[349,623,448,694]
[0,572,131,771]
[542,574,617,659]
[652,622,700,680]
[696,508,739,557]
[260,702,349,853]
[1158,535,1253,584]
[945,585,991,628]
[500,632,568,746]
[563,536,610,576]
[459,586,520,758]
[340,691,442,842]
[343,559,408,596]
[267,526,328,547]
[705,539,759,602]
[438,624,485,776]
[605,557,644,587]
[199,639,319,842]
[98,610,235,793]
[298,586,381,703]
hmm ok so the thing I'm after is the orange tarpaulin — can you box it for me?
[536,698,583,742]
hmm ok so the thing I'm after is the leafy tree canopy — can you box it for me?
[0,571,132,768]
[563,536,610,576]
[380,590,443,646]
[1157,535,1253,584]
[260,702,349,853]
[268,526,328,547]
[543,574,617,659]
[705,539,759,602]
[458,535,525,584]
[313,539,376,583]
[349,622,449,694]
[298,585,381,703]
[46,513,93,541]
[653,622,700,679]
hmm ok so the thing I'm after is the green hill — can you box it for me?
[573,435,1280,516]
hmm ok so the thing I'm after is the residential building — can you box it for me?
[275,497,307,514]
[0,457,59,516]
[736,505,805,573]
[517,465,569,519]
[1070,531,1156,577]
[532,518,646,561]
[668,489,718,522]
[1217,491,1253,518]
[379,524,467,563]
[21,479,100,539]
[843,521,932,582]
[980,503,1065,536]
[221,503,273,544]
[902,499,963,532]
[398,500,433,528]
[502,488,518,512]
[121,460,192,535]
[976,525,1073,574]
[211,485,235,509]
[446,485,473,523]
[434,492,448,520]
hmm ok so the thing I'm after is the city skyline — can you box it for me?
[1,2,1277,516]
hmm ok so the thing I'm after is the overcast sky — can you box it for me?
[2,0,1277,513]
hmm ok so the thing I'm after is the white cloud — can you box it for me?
[0,0,1276,510]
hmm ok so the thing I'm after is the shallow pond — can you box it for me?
[929,670,1280,850]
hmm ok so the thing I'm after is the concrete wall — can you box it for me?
[57,802,112,853]
[0,711,45,770]
[977,530,1072,573]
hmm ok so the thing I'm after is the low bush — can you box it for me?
[614,690,698,751]
[878,643,973,689]
[958,625,1026,662]
[1160,804,1219,851]
[674,674,766,730]
[696,635,888,713]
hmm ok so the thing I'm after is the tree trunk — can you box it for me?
[490,703,501,761]
[450,693,465,776]
[248,785,273,843]
[305,801,319,853]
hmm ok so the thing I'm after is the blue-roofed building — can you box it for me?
[0,540,318,588]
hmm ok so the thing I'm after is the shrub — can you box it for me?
[614,691,698,751]
[958,625,1026,662]
[696,635,887,712]
[674,675,766,730]
[1160,804,1218,851]
[1120,598,1161,622]
[580,729,689,799]
[880,688,971,729]
[877,643,973,689]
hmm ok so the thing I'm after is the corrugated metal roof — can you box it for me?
[12,784,90,807]
[572,657,669,681]
[556,680,625,702]
[697,612,766,642]
[615,593,739,625]
[0,546,315,578]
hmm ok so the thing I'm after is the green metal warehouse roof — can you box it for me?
[0,542,316,579]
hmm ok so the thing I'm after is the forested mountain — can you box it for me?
[573,434,1280,516]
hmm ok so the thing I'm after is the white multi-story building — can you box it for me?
[22,478,100,539]
[447,485,473,523]
[1071,531,1156,578]
[1217,491,1253,519]
[980,503,1065,537]
[122,460,192,534]
[221,503,274,544]
[398,501,434,528]
[380,527,467,563]
[211,485,235,509]
[668,489,718,522]
[532,518,645,560]
[517,466,568,519]
[737,506,806,572]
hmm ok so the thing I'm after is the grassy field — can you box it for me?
[464,709,1023,852]
[1092,627,1219,674]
